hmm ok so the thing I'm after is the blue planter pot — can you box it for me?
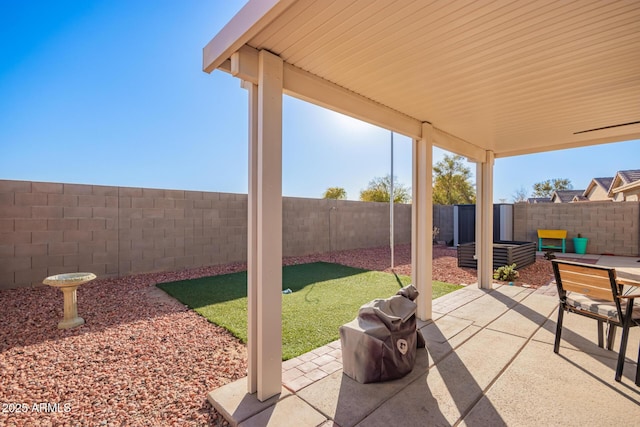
[573,237,588,255]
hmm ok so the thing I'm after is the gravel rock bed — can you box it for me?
[287,244,555,289]
[0,269,248,426]
[0,244,554,426]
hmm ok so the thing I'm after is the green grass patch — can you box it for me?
[158,262,462,360]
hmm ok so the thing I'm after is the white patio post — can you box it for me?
[412,123,433,320]
[475,150,495,289]
[244,80,258,394]
[250,49,283,401]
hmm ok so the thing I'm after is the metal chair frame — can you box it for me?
[552,259,639,386]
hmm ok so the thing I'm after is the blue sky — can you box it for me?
[1,1,638,203]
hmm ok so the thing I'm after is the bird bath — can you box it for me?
[43,272,96,329]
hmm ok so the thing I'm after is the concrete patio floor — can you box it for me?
[209,255,640,426]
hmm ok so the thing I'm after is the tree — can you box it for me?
[323,187,347,200]
[432,154,475,205]
[512,186,529,203]
[532,178,572,198]
[359,175,410,203]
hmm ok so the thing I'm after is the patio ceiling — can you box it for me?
[204,0,640,160]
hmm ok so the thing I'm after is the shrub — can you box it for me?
[493,263,519,281]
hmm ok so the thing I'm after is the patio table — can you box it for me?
[617,270,640,283]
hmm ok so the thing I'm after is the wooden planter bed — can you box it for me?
[457,241,537,269]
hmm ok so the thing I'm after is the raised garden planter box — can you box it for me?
[457,241,537,269]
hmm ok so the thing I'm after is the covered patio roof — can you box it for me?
[204,0,640,159]
[202,0,640,402]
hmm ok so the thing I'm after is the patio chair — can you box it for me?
[552,260,640,386]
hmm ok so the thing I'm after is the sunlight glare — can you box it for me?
[328,110,378,135]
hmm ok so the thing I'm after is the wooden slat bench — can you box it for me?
[537,229,567,253]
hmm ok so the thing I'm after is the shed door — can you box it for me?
[457,204,503,244]
[457,205,475,244]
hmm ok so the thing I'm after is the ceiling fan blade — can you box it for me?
[574,120,640,134]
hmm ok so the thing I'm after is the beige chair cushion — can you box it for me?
[566,292,640,321]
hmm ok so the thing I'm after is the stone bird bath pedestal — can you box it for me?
[43,272,96,329]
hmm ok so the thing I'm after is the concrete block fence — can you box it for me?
[2,179,638,290]
[0,180,411,289]
[513,202,640,256]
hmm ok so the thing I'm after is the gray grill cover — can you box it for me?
[340,285,423,384]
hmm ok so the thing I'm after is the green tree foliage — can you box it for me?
[432,154,476,205]
[359,175,410,203]
[532,178,572,198]
[322,187,347,200]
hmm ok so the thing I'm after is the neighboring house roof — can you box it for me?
[608,169,640,198]
[618,169,640,185]
[582,177,614,201]
[571,195,589,202]
[584,177,614,195]
[527,197,551,204]
[594,177,614,190]
[551,190,585,203]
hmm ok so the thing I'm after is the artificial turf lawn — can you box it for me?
[158,262,463,360]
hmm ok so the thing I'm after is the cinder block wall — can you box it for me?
[0,180,411,289]
[513,202,640,256]
[6,178,638,290]
[283,197,411,256]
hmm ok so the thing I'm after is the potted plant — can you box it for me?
[493,263,519,284]
[573,233,589,255]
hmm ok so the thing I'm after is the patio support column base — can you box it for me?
[412,122,433,321]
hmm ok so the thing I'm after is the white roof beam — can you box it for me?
[432,127,485,162]
[283,62,422,140]
[230,45,420,138]
[231,45,259,83]
[202,0,296,73]
[218,59,231,74]
[228,45,488,161]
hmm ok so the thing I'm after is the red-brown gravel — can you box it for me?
[287,244,555,289]
[0,244,554,426]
